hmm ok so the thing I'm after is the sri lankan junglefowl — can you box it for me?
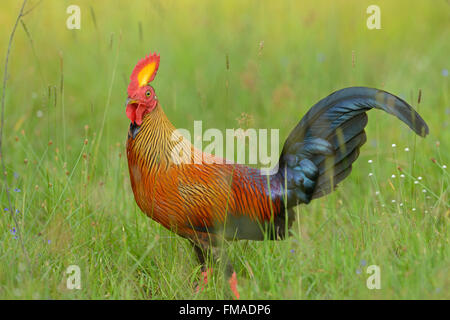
[125,52,428,294]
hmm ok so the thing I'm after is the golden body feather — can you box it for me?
[126,104,284,244]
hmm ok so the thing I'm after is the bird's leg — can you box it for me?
[191,241,213,292]
[191,240,240,299]
[216,245,240,300]
[192,241,208,270]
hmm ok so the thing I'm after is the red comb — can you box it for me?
[127,52,160,95]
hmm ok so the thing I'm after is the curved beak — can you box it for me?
[126,98,138,106]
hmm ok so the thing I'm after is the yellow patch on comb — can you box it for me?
[138,61,157,87]
[128,52,160,95]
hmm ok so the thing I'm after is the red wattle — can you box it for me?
[126,104,136,123]
[135,104,147,126]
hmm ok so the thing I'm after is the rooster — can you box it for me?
[125,53,429,295]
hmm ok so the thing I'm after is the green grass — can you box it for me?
[0,0,448,299]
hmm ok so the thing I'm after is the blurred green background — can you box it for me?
[0,0,448,299]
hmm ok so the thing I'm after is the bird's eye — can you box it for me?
[145,90,151,97]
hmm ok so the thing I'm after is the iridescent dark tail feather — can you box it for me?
[278,87,429,207]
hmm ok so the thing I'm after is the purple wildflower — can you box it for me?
[316,53,326,63]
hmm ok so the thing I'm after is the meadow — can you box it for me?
[0,0,448,299]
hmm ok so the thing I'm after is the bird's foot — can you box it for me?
[228,271,240,300]
[194,268,240,299]
[195,268,213,293]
